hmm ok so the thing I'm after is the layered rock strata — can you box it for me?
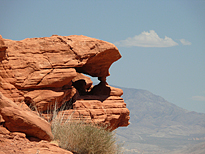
[0,34,130,136]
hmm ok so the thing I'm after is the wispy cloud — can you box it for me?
[180,39,192,45]
[114,30,178,47]
[191,96,205,101]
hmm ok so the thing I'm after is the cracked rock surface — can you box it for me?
[0,35,129,133]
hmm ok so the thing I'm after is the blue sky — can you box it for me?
[1,0,205,113]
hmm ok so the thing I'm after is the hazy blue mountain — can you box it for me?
[115,87,205,154]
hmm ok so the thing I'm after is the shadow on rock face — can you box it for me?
[72,79,87,96]
[90,81,111,96]
[0,50,7,62]
[72,79,111,102]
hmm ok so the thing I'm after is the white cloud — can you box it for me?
[191,96,205,101]
[180,39,192,45]
[114,30,178,47]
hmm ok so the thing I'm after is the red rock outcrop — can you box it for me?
[0,34,130,153]
[0,34,129,133]
[60,95,129,131]
[0,92,54,141]
[0,126,73,154]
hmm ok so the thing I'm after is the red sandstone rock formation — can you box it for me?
[0,34,129,128]
[0,92,54,141]
[0,35,130,152]
[0,126,73,154]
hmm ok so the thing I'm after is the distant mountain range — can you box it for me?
[116,87,205,154]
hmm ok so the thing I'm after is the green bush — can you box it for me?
[51,112,122,154]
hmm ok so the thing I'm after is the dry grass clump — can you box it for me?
[27,101,123,154]
[51,111,122,154]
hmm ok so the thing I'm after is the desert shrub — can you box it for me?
[28,101,123,154]
[51,112,122,154]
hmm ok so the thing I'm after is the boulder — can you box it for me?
[0,131,73,154]
[0,92,54,141]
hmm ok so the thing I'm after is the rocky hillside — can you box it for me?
[0,35,130,153]
[116,87,205,153]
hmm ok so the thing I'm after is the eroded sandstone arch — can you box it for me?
[0,35,129,130]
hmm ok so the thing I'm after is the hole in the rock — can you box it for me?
[72,79,87,95]
[72,73,100,96]
[72,73,111,101]
[85,74,100,86]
